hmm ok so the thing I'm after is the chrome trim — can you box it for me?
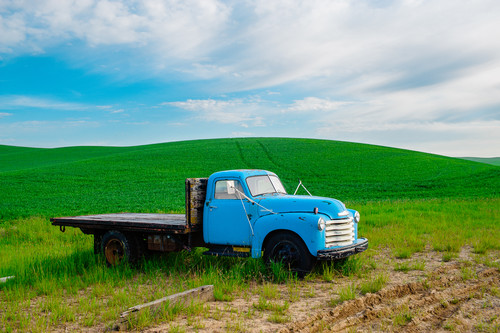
[317,238,368,259]
[325,217,355,247]
[338,210,349,217]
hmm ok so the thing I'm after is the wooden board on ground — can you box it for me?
[113,285,215,331]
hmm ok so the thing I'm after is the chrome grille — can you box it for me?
[325,217,354,247]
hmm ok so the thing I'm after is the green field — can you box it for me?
[1,138,499,332]
[1,138,498,220]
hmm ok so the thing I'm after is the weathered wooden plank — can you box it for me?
[188,178,208,191]
[0,276,14,284]
[113,285,214,331]
[185,178,207,230]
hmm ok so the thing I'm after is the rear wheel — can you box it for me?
[101,230,137,266]
[263,233,315,274]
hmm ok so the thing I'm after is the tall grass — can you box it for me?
[353,197,500,258]
[0,217,295,331]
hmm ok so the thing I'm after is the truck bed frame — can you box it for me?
[51,213,189,234]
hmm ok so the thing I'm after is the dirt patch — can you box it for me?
[32,247,498,332]
[142,247,499,333]
[280,267,498,333]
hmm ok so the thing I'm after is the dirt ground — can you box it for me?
[142,246,500,333]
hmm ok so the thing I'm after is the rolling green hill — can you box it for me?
[0,138,498,221]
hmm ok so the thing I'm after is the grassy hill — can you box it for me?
[0,138,499,221]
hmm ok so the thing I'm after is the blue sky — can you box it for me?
[1,0,499,157]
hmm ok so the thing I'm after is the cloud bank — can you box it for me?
[1,0,499,156]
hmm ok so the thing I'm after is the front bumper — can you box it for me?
[316,238,368,260]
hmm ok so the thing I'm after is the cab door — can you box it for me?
[205,179,252,245]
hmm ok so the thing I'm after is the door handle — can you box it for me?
[209,205,218,209]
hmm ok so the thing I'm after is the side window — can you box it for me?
[215,180,244,199]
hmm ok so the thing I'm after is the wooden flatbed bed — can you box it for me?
[51,213,190,233]
[50,178,207,264]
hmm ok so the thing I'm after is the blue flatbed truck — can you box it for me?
[51,170,368,273]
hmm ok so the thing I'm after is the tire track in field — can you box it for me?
[256,140,323,184]
[279,266,500,333]
[234,139,254,169]
[235,139,285,171]
[256,140,283,171]
[258,139,326,181]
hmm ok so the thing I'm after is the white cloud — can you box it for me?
[0,112,12,118]
[1,0,230,61]
[0,119,102,147]
[231,131,253,137]
[165,99,265,126]
[163,95,500,156]
[334,59,500,125]
[315,119,500,157]
[2,1,500,97]
[165,99,237,112]
[288,97,351,112]
[0,96,130,115]
[0,119,100,132]
[0,95,87,110]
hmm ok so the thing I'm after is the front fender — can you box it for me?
[250,213,326,258]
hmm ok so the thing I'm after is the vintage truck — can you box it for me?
[52,169,368,273]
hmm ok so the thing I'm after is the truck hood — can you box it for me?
[255,194,347,219]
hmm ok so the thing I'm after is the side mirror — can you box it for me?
[227,181,236,195]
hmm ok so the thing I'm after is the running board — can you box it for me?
[203,245,250,258]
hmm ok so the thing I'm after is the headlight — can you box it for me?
[317,217,326,231]
[354,211,360,223]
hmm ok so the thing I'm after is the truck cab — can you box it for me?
[201,170,368,272]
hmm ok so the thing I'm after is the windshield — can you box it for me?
[246,175,287,196]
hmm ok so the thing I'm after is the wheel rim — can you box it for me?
[105,239,124,265]
[270,240,301,268]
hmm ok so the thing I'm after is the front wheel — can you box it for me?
[263,233,315,274]
[101,230,137,266]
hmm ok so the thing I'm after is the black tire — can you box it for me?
[263,232,315,274]
[101,230,137,266]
